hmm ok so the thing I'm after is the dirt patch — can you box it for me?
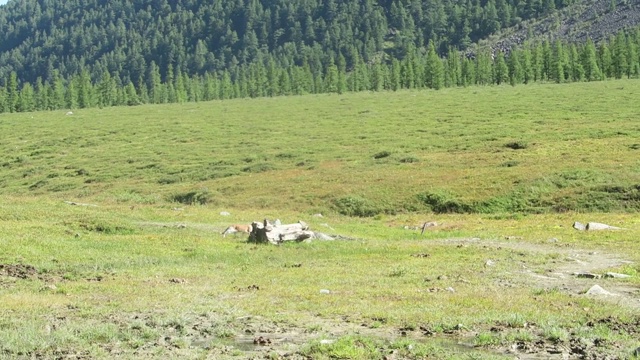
[0,264,38,279]
[436,238,639,311]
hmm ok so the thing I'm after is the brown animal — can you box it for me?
[221,224,252,237]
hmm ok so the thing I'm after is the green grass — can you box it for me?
[0,80,639,358]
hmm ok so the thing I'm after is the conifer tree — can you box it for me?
[18,83,35,112]
[475,50,493,85]
[551,41,565,83]
[582,39,602,81]
[389,58,401,91]
[493,51,509,85]
[6,72,19,113]
[521,48,533,84]
[507,50,522,85]
[65,79,78,109]
[461,56,476,86]
[51,70,66,109]
[569,44,585,81]
[0,86,7,113]
[425,41,444,89]
[598,42,613,78]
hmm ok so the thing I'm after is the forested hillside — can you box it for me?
[0,0,639,113]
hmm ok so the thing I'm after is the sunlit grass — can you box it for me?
[0,80,639,358]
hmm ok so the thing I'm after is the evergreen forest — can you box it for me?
[0,0,639,113]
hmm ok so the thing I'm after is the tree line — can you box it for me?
[0,27,639,113]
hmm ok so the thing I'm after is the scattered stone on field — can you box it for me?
[485,260,496,267]
[169,278,187,284]
[504,236,523,240]
[66,111,73,115]
[574,272,601,279]
[176,223,187,229]
[172,207,184,211]
[437,275,448,280]
[312,232,335,240]
[220,211,230,216]
[585,285,618,296]
[319,339,335,345]
[548,238,559,243]
[312,213,323,218]
[64,200,98,207]
[604,272,631,279]
[236,284,260,291]
[445,287,455,292]
[319,289,331,294]
[411,253,431,258]
[573,222,586,231]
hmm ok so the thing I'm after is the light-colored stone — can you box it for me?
[319,289,331,294]
[585,284,617,296]
[313,232,335,241]
[485,260,496,267]
[573,222,586,231]
[219,211,231,216]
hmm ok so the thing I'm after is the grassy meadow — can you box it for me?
[1,80,639,359]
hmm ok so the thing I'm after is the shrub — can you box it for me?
[504,141,529,150]
[171,189,212,205]
[373,151,391,159]
[416,191,471,214]
[333,196,381,217]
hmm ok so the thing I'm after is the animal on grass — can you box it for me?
[221,224,252,237]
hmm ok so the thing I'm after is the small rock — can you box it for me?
[585,284,617,296]
[319,289,331,294]
[312,213,323,218]
[219,211,230,216]
[445,287,455,292]
[437,275,448,280]
[573,222,586,231]
[485,260,495,267]
[548,238,559,243]
[176,223,187,229]
[313,232,335,241]
[66,111,73,115]
[604,272,631,279]
[574,272,601,279]
[320,339,335,345]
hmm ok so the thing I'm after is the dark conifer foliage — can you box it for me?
[0,0,639,113]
